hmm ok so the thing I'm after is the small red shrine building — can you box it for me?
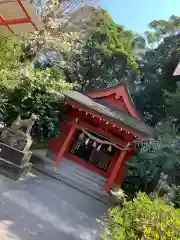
[47,84,156,192]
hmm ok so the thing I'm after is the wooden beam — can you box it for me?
[16,0,38,30]
[0,0,39,31]
[77,120,128,147]
[54,120,77,166]
[0,16,14,33]
[0,17,30,25]
[104,149,128,192]
[66,101,145,139]
[16,0,30,17]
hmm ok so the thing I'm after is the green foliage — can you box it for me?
[103,192,180,240]
[146,15,180,44]
[0,36,72,140]
[0,37,24,118]
[133,15,180,126]
[61,7,139,91]
[2,68,72,140]
[125,15,180,199]
[0,37,24,88]
[174,186,180,209]
[165,82,180,120]
[24,0,101,63]
[123,121,180,196]
[0,37,22,68]
[134,33,180,125]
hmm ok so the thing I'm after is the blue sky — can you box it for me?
[102,0,180,34]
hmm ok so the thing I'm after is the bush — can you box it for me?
[122,124,180,197]
[174,186,180,209]
[102,192,180,240]
[1,68,73,140]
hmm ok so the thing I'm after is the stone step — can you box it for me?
[58,163,107,187]
[32,159,106,191]
[61,158,107,181]
[57,167,106,190]
[58,160,107,182]
[70,170,106,189]
[31,152,107,186]
[32,151,106,180]
[51,166,108,197]
[58,169,103,191]
[34,164,111,204]
[31,151,112,203]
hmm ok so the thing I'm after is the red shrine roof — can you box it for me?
[88,83,141,120]
[64,84,157,139]
[0,0,43,35]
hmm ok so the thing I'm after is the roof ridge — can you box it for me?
[86,82,127,94]
[64,90,157,139]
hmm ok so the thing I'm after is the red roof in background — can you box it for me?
[87,83,142,120]
[0,0,43,35]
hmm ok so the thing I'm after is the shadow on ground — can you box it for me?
[0,171,108,240]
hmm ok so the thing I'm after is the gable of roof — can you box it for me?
[87,83,141,120]
[64,90,157,139]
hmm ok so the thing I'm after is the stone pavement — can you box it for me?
[31,150,112,204]
[0,171,108,240]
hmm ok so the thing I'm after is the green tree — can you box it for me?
[123,120,180,196]
[2,68,72,140]
[0,36,72,140]
[145,15,180,45]
[61,7,140,91]
[0,36,25,116]
[134,18,180,125]
[23,0,101,62]
[165,81,180,120]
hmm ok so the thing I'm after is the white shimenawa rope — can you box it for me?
[77,126,132,151]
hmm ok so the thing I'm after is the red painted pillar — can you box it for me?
[54,122,76,166]
[104,149,127,192]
